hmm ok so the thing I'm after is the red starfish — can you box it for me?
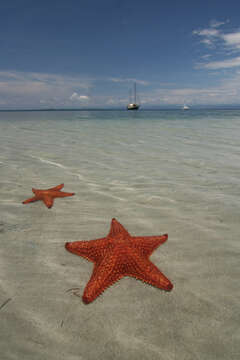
[65,218,173,304]
[22,183,75,208]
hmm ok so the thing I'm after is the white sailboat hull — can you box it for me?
[127,103,140,110]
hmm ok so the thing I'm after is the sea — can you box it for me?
[0,109,239,360]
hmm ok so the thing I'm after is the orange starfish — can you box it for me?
[65,218,173,304]
[22,183,75,208]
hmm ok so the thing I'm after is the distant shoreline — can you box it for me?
[1,106,240,112]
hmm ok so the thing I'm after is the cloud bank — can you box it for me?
[193,20,240,70]
[0,71,93,109]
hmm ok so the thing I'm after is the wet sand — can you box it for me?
[0,110,239,359]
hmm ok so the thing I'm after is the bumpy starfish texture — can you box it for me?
[65,218,173,304]
[22,183,75,208]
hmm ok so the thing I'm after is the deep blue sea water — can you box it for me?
[0,109,239,360]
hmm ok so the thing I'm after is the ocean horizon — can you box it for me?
[2,105,240,111]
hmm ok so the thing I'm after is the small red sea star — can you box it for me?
[22,183,74,208]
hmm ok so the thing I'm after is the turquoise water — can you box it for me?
[0,110,239,359]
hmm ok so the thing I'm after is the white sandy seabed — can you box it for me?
[0,110,239,360]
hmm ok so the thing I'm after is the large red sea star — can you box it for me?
[65,218,173,304]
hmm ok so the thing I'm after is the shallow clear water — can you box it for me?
[0,110,239,359]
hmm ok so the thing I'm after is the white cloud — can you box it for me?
[193,21,240,71]
[203,56,240,69]
[210,20,227,28]
[222,32,240,49]
[70,92,89,101]
[194,22,240,53]
[193,23,222,47]
[193,28,219,37]
[110,77,149,86]
[201,54,212,59]
[200,38,214,46]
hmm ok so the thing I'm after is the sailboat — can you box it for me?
[127,82,140,110]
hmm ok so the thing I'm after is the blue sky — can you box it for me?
[1,0,240,109]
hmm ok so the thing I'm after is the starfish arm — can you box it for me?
[43,195,54,208]
[48,184,64,191]
[107,218,130,238]
[132,262,173,291]
[131,234,168,258]
[124,247,173,291]
[82,253,124,304]
[22,196,38,204]
[54,191,75,198]
[65,237,110,263]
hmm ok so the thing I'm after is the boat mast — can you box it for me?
[129,88,132,104]
[127,82,139,110]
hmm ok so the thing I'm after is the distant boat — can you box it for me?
[182,105,190,110]
[127,83,140,110]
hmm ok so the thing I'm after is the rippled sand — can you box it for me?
[0,110,239,360]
